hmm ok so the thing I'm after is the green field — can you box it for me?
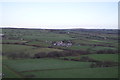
[2,44,63,57]
[82,54,118,62]
[61,54,118,62]
[22,67,118,78]
[3,58,118,78]
[2,65,22,78]
[91,46,117,51]
[66,45,91,51]
[2,44,35,54]
[3,58,91,72]
[2,28,118,78]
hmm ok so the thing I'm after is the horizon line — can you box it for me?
[0,27,118,30]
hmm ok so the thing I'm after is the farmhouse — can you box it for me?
[53,41,72,47]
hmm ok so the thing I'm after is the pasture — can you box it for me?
[3,58,91,72]
[60,54,118,62]
[22,67,118,78]
[1,28,118,78]
[3,58,118,78]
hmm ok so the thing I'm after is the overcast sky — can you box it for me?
[0,1,118,29]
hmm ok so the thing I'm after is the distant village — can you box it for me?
[1,33,72,47]
[53,41,72,47]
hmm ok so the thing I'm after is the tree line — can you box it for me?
[3,48,118,59]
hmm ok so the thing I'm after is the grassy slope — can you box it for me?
[2,44,35,54]
[26,48,63,55]
[2,44,63,57]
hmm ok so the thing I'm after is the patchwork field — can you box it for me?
[3,58,91,72]
[22,67,118,78]
[3,58,118,78]
[60,54,118,62]
[1,28,119,78]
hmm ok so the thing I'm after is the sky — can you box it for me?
[0,1,118,29]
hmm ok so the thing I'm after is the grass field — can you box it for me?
[3,58,118,78]
[22,67,118,78]
[22,33,73,41]
[60,54,118,62]
[2,65,22,78]
[26,48,63,56]
[26,41,50,47]
[66,45,91,51]
[82,54,118,62]
[2,40,22,43]
[2,28,118,78]
[2,44,35,54]
[3,58,91,72]
[91,46,117,51]
[2,44,63,57]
